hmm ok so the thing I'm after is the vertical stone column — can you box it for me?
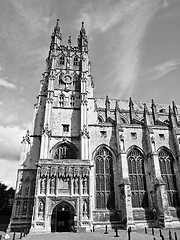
[20,130,31,168]
[150,151,171,227]
[119,152,135,229]
[80,54,89,161]
[79,174,82,226]
[40,66,55,160]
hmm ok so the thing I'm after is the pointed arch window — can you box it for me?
[158,149,179,207]
[59,73,64,85]
[59,94,64,107]
[127,148,149,208]
[59,55,65,65]
[70,95,75,108]
[95,147,115,209]
[54,143,77,159]
[73,56,79,66]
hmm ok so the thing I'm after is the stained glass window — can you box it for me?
[127,148,149,208]
[158,149,179,207]
[95,147,115,209]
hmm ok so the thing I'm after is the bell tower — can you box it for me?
[9,20,94,233]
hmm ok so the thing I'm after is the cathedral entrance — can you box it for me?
[51,201,75,232]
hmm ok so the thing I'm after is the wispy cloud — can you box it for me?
[77,0,167,98]
[142,59,180,81]
[0,78,16,89]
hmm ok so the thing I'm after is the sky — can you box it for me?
[0,0,180,188]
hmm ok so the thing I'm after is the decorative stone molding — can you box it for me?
[42,124,52,137]
[21,130,30,144]
[80,124,89,138]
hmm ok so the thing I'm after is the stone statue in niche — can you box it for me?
[38,201,44,220]
[18,182,22,195]
[24,182,29,196]
[50,177,55,194]
[82,178,87,194]
[73,178,79,194]
[22,201,27,215]
[40,178,46,194]
[82,200,88,217]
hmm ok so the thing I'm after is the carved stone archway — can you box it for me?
[51,201,76,232]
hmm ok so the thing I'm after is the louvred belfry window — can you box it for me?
[127,148,149,208]
[73,56,78,66]
[54,143,77,159]
[59,55,65,65]
[59,95,64,107]
[158,149,179,207]
[95,147,115,209]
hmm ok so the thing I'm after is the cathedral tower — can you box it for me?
[9,20,180,233]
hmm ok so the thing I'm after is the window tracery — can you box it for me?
[158,149,179,207]
[95,147,115,209]
[70,95,75,108]
[73,56,78,66]
[127,148,149,208]
[53,143,77,159]
[59,55,65,65]
[59,94,65,107]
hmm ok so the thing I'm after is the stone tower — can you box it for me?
[9,20,180,233]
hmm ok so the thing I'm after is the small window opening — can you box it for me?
[63,125,69,132]
[131,132,137,139]
[59,55,65,65]
[159,134,165,140]
[100,130,107,138]
[73,56,78,66]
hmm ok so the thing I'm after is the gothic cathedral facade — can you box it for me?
[9,20,180,233]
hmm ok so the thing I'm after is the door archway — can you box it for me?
[51,201,76,232]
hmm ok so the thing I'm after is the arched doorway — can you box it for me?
[51,201,76,232]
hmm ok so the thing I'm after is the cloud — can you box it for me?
[77,0,167,98]
[142,59,180,81]
[0,159,19,189]
[0,77,16,89]
[0,125,25,161]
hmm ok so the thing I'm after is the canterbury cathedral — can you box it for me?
[9,20,180,233]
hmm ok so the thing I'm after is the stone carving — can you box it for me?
[50,167,57,177]
[40,178,46,194]
[82,200,88,217]
[50,177,56,194]
[21,130,30,144]
[80,124,89,138]
[42,124,51,137]
[15,201,21,216]
[82,167,90,177]
[41,167,49,177]
[73,177,79,194]
[82,177,88,194]
[38,200,44,220]
[22,201,27,215]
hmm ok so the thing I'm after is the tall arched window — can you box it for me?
[59,55,65,65]
[73,56,78,66]
[158,149,179,207]
[95,147,115,209]
[127,148,149,208]
[70,95,75,108]
[59,94,64,107]
[53,143,77,159]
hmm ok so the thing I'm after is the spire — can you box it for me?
[80,22,86,38]
[105,95,110,120]
[54,19,61,37]
[78,22,88,52]
[143,103,151,126]
[169,105,177,127]
[151,99,158,124]
[129,97,134,123]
